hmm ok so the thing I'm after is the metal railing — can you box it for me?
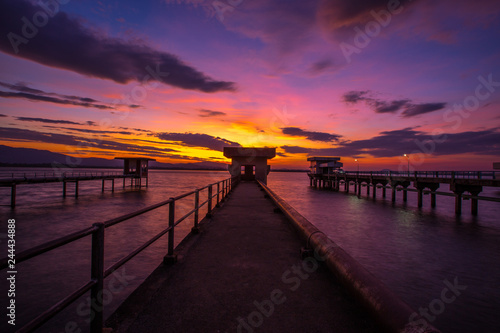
[310,171,499,180]
[0,176,239,332]
[0,171,123,180]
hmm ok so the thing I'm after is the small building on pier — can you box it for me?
[114,157,156,187]
[223,147,275,184]
[307,156,343,175]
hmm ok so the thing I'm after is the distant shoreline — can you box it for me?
[0,163,307,172]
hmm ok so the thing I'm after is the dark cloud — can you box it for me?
[0,127,179,156]
[281,127,342,142]
[0,90,116,110]
[309,59,335,74]
[155,132,241,151]
[276,152,289,158]
[198,109,227,117]
[343,90,446,117]
[119,127,152,133]
[58,127,133,135]
[373,99,410,113]
[402,103,447,117]
[343,90,370,103]
[0,81,123,109]
[0,114,7,117]
[0,0,236,93]
[87,121,97,126]
[16,117,82,125]
[281,128,500,158]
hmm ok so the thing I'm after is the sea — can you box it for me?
[1,168,499,333]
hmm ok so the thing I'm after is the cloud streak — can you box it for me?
[0,81,125,110]
[281,127,342,142]
[0,0,236,93]
[198,109,227,117]
[281,128,500,157]
[343,90,446,117]
[155,132,241,151]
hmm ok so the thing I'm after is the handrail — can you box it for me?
[257,180,441,333]
[309,170,500,180]
[0,176,239,332]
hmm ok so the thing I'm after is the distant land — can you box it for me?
[0,145,227,170]
[0,145,307,172]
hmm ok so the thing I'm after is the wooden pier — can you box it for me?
[0,157,154,207]
[0,178,441,333]
[308,171,500,215]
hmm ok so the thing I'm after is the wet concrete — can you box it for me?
[107,181,383,333]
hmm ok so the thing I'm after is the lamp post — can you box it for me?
[355,159,359,173]
[404,154,410,177]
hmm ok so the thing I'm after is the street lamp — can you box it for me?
[404,154,410,176]
[355,159,359,173]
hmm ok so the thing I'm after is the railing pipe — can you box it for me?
[90,223,105,333]
[168,199,175,256]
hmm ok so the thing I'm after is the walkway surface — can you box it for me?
[107,181,382,333]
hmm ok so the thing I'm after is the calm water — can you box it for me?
[1,169,499,332]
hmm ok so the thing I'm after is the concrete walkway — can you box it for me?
[108,181,382,333]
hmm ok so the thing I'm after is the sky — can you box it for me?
[0,0,499,171]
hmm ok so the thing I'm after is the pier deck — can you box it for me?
[108,181,382,333]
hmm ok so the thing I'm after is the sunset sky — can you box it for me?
[1,0,499,170]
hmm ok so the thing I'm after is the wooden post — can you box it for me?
[417,189,423,208]
[216,182,220,207]
[112,179,115,192]
[168,199,175,254]
[75,181,79,198]
[123,177,125,188]
[455,193,462,215]
[192,190,200,234]
[392,187,396,202]
[90,223,105,333]
[431,192,436,208]
[372,184,377,199]
[102,179,105,192]
[63,181,67,198]
[357,182,362,197]
[207,185,213,217]
[382,185,386,198]
[403,188,407,202]
[367,183,370,196]
[11,184,16,208]
[471,196,478,216]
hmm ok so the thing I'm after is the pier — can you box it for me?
[0,148,443,333]
[0,157,154,207]
[0,178,441,333]
[308,170,500,215]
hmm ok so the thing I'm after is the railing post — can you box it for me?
[207,185,213,217]
[90,223,105,333]
[164,198,177,264]
[192,190,200,234]
[216,182,220,207]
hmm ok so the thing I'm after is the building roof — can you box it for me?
[223,147,276,159]
[307,156,341,162]
[114,157,156,161]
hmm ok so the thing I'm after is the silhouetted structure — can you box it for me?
[223,147,275,184]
